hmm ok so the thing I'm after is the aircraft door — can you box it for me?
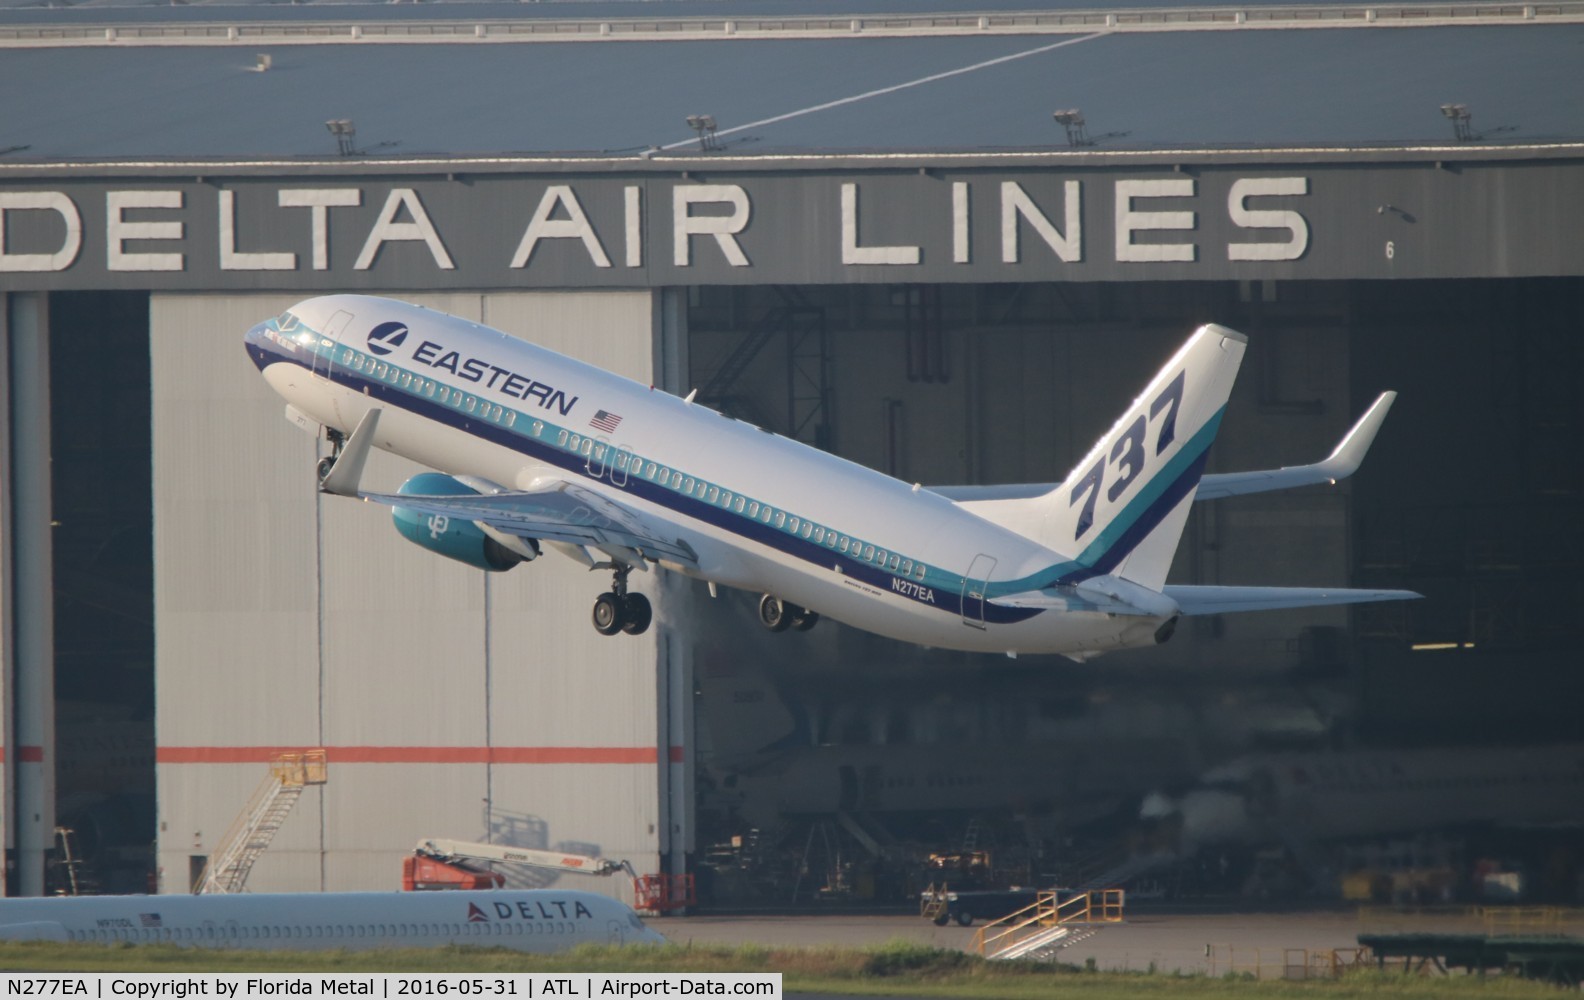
[960,554,997,629]
[607,919,626,944]
[587,435,610,479]
[310,309,354,381]
[611,446,632,487]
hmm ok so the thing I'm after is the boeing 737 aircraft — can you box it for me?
[245,296,1417,658]
[0,889,664,950]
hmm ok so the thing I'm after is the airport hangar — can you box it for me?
[0,1,1581,902]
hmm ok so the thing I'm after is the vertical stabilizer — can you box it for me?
[1031,325,1246,590]
[1058,324,1241,586]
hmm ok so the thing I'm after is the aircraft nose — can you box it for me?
[244,320,273,369]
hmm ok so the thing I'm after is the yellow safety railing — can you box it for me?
[1484,907,1566,938]
[972,889,1125,958]
[919,882,949,923]
[271,748,329,786]
[1207,945,1372,980]
[1359,905,1584,941]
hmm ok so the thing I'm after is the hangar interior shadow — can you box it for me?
[685,277,1583,907]
[44,290,154,895]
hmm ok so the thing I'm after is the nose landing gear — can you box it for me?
[592,563,652,636]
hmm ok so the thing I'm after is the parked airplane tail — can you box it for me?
[965,325,1246,590]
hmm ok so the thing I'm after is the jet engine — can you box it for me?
[390,472,536,572]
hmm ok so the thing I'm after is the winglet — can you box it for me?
[1315,390,1396,483]
[1195,391,1397,500]
[320,408,381,497]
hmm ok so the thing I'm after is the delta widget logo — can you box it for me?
[367,321,410,357]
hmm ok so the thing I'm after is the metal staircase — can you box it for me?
[993,924,1073,960]
[973,888,1125,961]
[197,750,327,893]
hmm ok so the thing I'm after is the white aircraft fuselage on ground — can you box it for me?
[245,296,1416,658]
[0,889,664,950]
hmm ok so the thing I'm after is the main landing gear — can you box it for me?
[316,428,347,483]
[592,563,652,637]
[758,593,819,633]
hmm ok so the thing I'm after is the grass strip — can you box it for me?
[0,939,1564,999]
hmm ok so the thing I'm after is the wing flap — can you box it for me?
[358,480,699,567]
[317,407,697,567]
[1165,585,1420,616]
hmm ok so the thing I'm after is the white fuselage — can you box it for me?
[248,296,1169,655]
[0,889,664,950]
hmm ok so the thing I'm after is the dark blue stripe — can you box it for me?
[1054,446,1213,585]
[248,336,1042,626]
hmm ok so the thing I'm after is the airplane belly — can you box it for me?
[263,363,341,431]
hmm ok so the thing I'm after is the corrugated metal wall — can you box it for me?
[153,291,668,899]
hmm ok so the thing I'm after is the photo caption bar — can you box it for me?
[0,975,781,1000]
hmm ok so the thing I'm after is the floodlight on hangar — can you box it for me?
[1052,109,1093,147]
[325,119,357,156]
[685,114,719,151]
[1440,103,1474,142]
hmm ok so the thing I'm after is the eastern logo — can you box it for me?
[366,321,410,357]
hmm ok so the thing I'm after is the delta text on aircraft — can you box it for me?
[245,296,1418,659]
[0,889,664,950]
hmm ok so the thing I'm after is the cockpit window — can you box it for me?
[277,311,301,332]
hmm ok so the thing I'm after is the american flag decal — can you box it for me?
[590,410,623,433]
[139,913,163,927]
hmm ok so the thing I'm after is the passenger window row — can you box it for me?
[331,345,929,586]
[339,347,518,429]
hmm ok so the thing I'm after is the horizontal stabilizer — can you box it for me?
[993,575,1181,618]
[1165,584,1421,616]
[930,391,1398,504]
[1196,392,1396,500]
[991,588,1154,617]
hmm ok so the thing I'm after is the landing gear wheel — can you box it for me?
[592,593,623,636]
[758,594,792,633]
[955,911,975,927]
[792,608,820,631]
[620,593,652,635]
[316,456,336,483]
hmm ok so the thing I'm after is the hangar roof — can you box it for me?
[2,1,1582,161]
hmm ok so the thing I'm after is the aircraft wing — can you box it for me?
[929,392,1397,504]
[353,481,700,567]
[1164,585,1420,616]
[1195,391,1396,499]
[319,408,697,567]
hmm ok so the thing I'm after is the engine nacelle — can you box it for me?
[391,472,531,572]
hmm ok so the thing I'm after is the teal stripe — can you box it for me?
[984,408,1224,597]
